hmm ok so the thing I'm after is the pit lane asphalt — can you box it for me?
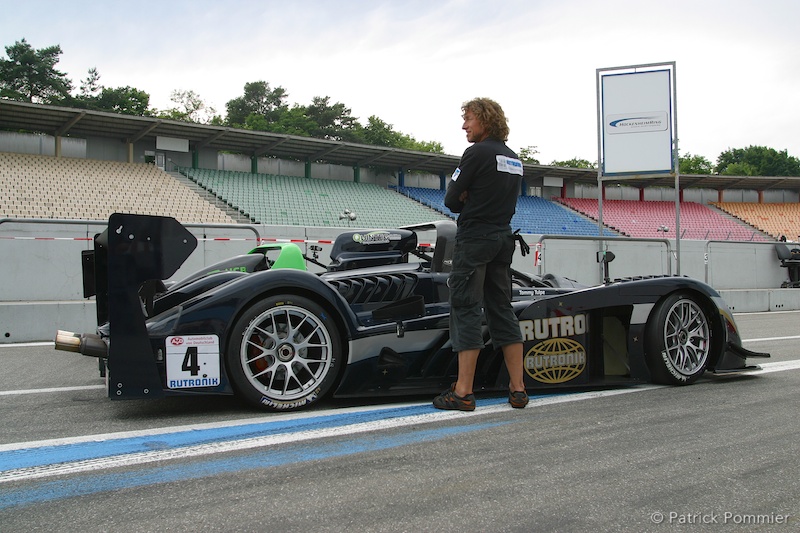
[1,311,799,532]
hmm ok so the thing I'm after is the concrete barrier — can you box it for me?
[2,220,799,343]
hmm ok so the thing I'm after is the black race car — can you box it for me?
[55,213,769,411]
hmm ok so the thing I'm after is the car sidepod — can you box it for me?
[515,277,767,390]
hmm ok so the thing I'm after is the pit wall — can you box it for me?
[1,219,797,343]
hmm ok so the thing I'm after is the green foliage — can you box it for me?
[67,67,152,116]
[551,157,596,169]
[156,89,218,123]
[406,139,444,153]
[359,116,443,153]
[78,67,101,99]
[518,146,540,164]
[361,116,402,147]
[225,81,288,127]
[715,145,800,176]
[267,105,318,136]
[0,38,72,103]
[304,96,360,142]
[88,86,151,116]
[678,153,713,174]
[229,90,443,153]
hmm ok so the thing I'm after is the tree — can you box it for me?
[305,96,360,141]
[225,81,288,127]
[361,116,404,147]
[402,138,444,153]
[551,157,595,169]
[157,89,218,123]
[678,153,713,174]
[66,67,152,116]
[92,86,151,116]
[360,116,443,153]
[78,67,101,99]
[0,38,72,103]
[265,104,317,137]
[715,146,800,176]
[518,146,540,164]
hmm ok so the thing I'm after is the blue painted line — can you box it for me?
[0,421,508,510]
[0,394,529,471]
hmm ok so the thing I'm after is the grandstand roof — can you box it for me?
[3,99,800,192]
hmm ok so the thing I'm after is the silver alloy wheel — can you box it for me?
[662,298,710,376]
[240,304,335,400]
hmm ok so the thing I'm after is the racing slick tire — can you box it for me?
[644,292,711,385]
[226,295,342,411]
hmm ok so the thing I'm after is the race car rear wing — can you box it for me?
[82,213,197,397]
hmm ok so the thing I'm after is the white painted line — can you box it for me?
[742,335,800,343]
[0,385,105,396]
[746,359,800,374]
[0,342,54,348]
[0,400,437,452]
[0,387,652,484]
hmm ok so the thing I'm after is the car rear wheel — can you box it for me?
[644,292,711,385]
[226,295,342,411]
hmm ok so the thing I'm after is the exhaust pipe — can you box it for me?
[55,330,108,358]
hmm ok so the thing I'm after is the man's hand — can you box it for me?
[513,229,530,256]
[459,190,469,202]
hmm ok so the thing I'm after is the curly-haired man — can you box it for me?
[433,97,528,411]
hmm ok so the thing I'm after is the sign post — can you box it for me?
[596,62,680,276]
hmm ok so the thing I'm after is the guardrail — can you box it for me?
[0,217,263,242]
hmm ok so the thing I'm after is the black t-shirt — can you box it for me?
[444,138,522,236]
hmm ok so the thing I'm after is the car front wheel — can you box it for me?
[226,295,342,411]
[644,292,711,385]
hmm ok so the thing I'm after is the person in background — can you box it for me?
[432,97,528,411]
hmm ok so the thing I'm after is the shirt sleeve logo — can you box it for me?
[496,155,523,176]
[451,167,461,181]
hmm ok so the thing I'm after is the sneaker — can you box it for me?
[508,390,529,408]
[433,385,476,411]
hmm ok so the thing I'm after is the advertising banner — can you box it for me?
[601,69,673,175]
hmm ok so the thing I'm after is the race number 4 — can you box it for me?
[166,335,221,388]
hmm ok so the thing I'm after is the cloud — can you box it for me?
[2,0,799,166]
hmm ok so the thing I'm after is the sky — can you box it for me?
[1,0,799,166]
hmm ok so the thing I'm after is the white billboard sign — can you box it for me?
[601,69,673,175]
[156,135,190,153]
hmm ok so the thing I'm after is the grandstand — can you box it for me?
[0,152,235,224]
[399,186,617,236]
[1,99,799,240]
[712,202,800,241]
[179,168,451,228]
[1,150,794,241]
[556,198,770,241]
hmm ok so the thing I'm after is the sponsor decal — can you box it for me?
[451,168,461,182]
[662,350,690,382]
[259,389,320,410]
[352,231,401,245]
[519,314,586,340]
[496,155,524,175]
[524,338,587,384]
[166,335,221,389]
[518,289,547,296]
[520,314,587,384]
[207,266,248,274]
[606,111,668,135]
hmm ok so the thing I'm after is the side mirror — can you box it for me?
[596,250,615,264]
